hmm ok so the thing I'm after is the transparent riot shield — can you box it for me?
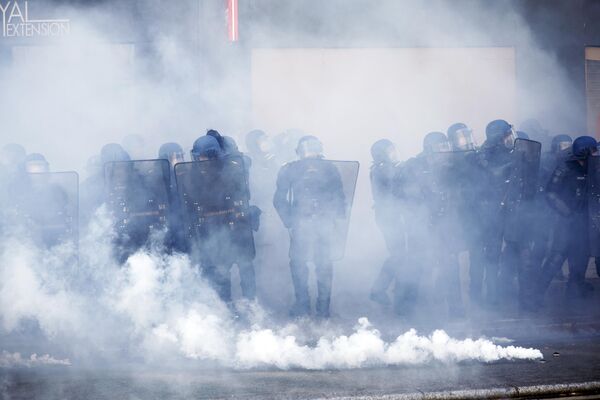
[588,156,600,256]
[503,138,541,242]
[23,171,79,247]
[174,156,256,264]
[104,159,171,251]
[327,160,360,261]
[506,139,542,203]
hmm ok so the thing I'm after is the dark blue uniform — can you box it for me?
[538,156,591,299]
[369,158,405,305]
[273,157,346,317]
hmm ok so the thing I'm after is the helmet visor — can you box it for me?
[558,141,571,152]
[454,128,476,151]
[431,141,451,153]
[503,127,517,149]
[169,152,184,167]
[297,139,324,159]
[25,161,49,174]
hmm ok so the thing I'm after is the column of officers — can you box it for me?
[0,130,349,319]
[1,118,598,319]
[370,119,600,316]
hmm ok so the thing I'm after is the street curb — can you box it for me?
[321,381,600,399]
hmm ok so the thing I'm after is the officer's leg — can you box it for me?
[315,224,334,318]
[289,227,311,316]
[370,221,403,305]
[498,240,519,302]
[566,244,591,299]
[566,254,590,299]
[517,244,538,311]
[238,259,257,300]
[393,234,421,316]
[315,261,333,318]
[203,263,232,303]
[441,252,464,317]
[535,214,570,302]
[482,230,503,306]
[538,251,567,299]
[565,214,592,299]
[393,275,419,317]
[468,237,485,305]
[370,257,396,305]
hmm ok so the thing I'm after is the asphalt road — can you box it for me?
[2,278,600,399]
[1,336,600,400]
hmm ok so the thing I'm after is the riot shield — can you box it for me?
[23,171,79,247]
[503,138,541,242]
[104,159,171,251]
[506,139,541,204]
[588,156,600,256]
[174,156,256,264]
[326,160,360,261]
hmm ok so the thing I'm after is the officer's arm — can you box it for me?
[273,164,293,228]
[545,165,571,216]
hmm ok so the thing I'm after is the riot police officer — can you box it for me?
[22,153,75,248]
[475,120,516,306]
[80,144,130,227]
[246,130,276,163]
[399,132,465,317]
[537,136,598,302]
[273,136,346,318]
[446,123,487,305]
[184,135,257,302]
[369,139,404,306]
[530,134,573,282]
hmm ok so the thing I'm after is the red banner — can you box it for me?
[226,0,239,42]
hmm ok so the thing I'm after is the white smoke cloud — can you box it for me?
[0,214,543,370]
[0,351,71,368]
[235,317,542,370]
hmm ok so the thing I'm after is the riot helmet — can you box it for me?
[485,119,516,149]
[158,142,185,167]
[101,143,131,164]
[206,129,226,150]
[246,129,272,155]
[25,153,49,173]
[423,132,450,154]
[222,136,240,155]
[370,139,398,164]
[571,136,598,160]
[296,135,324,159]
[191,135,223,161]
[550,134,573,153]
[447,123,476,151]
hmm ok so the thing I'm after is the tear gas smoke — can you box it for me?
[0,352,71,368]
[0,0,576,373]
[0,210,542,369]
